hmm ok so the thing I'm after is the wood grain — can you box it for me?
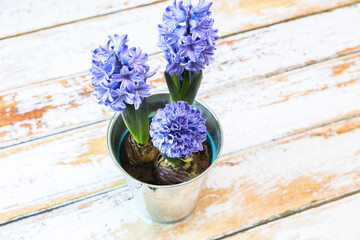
[0,0,163,39]
[1,49,359,223]
[1,116,359,239]
[1,1,360,91]
[229,193,360,240]
[2,0,357,39]
[0,121,127,223]
[2,4,360,148]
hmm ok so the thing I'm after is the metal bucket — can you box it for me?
[106,93,223,223]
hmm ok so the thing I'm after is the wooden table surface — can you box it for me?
[1,0,360,239]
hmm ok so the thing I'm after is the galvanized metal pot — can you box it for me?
[106,93,223,223]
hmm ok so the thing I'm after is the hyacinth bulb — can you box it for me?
[154,153,206,185]
[124,134,159,166]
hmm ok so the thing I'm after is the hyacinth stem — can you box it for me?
[179,70,190,98]
[121,98,149,145]
[173,73,179,90]
[165,72,181,102]
[164,70,203,104]
[181,70,202,105]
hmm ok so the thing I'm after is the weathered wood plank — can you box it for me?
[229,193,360,240]
[1,0,357,39]
[0,0,163,39]
[2,4,360,148]
[1,116,359,239]
[0,50,359,223]
[0,121,127,224]
[1,2,360,91]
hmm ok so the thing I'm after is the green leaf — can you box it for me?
[172,73,179,90]
[164,155,183,166]
[134,98,150,144]
[122,104,136,138]
[122,99,149,145]
[182,71,203,105]
[179,70,190,98]
[164,71,181,102]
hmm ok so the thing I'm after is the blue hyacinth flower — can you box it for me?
[90,34,155,112]
[158,0,218,77]
[150,101,207,158]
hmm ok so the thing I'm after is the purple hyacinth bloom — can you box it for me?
[150,101,207,158]
[158,0,218,78]
[133,81,152,109]
[90,34,155,111]
[112,66,143,92]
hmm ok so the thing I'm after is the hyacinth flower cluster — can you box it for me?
[158,0,218,104]
[90,34,155,145]
[150,101,207,165]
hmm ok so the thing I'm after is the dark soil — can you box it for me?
[120,133,212,185]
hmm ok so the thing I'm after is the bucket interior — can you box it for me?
[107,93,223,185]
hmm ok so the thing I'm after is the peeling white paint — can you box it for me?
[1,2,359,91]
[2,5,360,148]
[0,0,160,39]
[235,193,360,240]
[1,0,360,239]
[1,118,359,239]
